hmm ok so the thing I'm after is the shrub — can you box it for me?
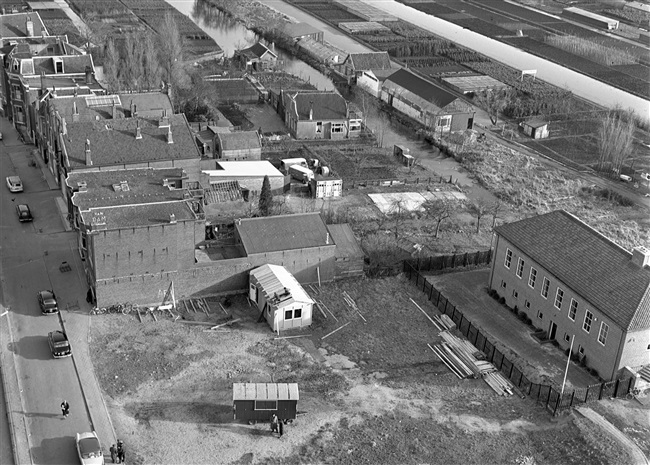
[499,297,506,305]
[492,292,500,300]
[513,305,519,313]
[525,316,533,325]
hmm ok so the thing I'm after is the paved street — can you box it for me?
[0,118,115,463]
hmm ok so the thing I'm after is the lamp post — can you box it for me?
[560,334,575,398]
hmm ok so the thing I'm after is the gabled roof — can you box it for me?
[286,91,348,121]
[347,52,392,71]
[0,13,46,39]
[236,212,333,255]
[284,22,321,38]
[383,68,458,109]
[239,42,277,60]
[522,118,548,128]
[216,131,261,151]
[250,264,314,308]
[63,114,200,168]
[495,210,650,331]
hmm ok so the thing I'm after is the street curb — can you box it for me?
[0,311,34,465]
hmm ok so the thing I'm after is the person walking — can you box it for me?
[117,439,125,464]
[60,400,69,419]
[109,444,118,463]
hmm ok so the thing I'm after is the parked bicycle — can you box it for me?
[626,387,642,400]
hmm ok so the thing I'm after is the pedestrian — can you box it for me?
[278,419,284,438]
[117,439,125,464]
[270,413,278,435]
[110,444,118,463]
[60,400,69,418]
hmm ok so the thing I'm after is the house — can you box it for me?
[283,22,323,43]
[235,42,278,72]
[357,68,399,98]
[281,91,362,140]
[520,118,549,139]
[214,131,262,160]
[200,160,286,194]
[335,51,392,84]
[381,69,474,132]
[249,264,314,332]
[488,210,650,381]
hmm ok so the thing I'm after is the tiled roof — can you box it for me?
[495,210,650,331]
[81,201,196,230]
[240,42,277,59]
[236,212,332,255]
[67,168,187,210]
[64,114,200,168]
[348,52,392,71]
[326,223,364,258]
[50,92,172,121]
[0,13,46,39]
[287,91,348,121]
[284,22,321,38]
[216,131,261,151]
[383,69,457,109]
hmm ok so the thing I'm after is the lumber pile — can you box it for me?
[483,372,515,396]
[342,291,366,323]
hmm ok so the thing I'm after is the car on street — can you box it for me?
[76,431,104,465]
[48,330,71,358]
[5,176,22,192]
[0,131,3,140]
[16,204,33,222]
[37,290,58,314]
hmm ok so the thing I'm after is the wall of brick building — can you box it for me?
[206,175,286,194]
[94,245,336,306]
[488,235,641,381]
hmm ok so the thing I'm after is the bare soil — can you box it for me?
[89,277,643,465]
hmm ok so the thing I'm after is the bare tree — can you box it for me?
[388,199,409,240]
[158,10,184,91]
[422,199,451,239]
[142,32,162,91]
[122,33,144,91]
[597,109,636,174]
[469,198,490,234]
[474,88,509,126]
[490,199,502,230]
[102,38,120,93]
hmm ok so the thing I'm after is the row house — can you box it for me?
[489,210,650,381]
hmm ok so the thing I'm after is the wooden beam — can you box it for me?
[321,321,350,340]
[210,318,241,330]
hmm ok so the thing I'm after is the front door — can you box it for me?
[548,321,557,340]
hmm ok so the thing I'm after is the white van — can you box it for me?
[280,158,308,172]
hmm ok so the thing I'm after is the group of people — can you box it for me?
[110,440,126,463]
[60,400,70,419]
[270,414,284,438]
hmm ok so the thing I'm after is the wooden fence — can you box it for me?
[403,261,634,415]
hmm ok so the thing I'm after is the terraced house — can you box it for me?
[489,210,650,381]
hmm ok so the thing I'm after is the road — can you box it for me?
[0,118,92,464]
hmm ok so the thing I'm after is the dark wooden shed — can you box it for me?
[233,383,299,424]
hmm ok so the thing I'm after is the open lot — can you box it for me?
[89,276,643,464]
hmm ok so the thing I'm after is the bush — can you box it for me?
[518,311,527,321]
[499,297,506,305]
[513,305,519,313]
[492,292,500,300]
[525,316,533,325]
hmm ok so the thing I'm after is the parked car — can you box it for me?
[16,204,32,222]
[76,431,104,465]
[5,176,22,192]
[0,131,3,140]
[37,290,58,314]
[48,330,71,358]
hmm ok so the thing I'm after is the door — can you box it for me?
[548,321,557,340]
[249,283,257,302]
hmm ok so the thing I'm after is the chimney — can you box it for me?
[135,120,142,140]
[73,85,78,98]
[167,126,173,144]
[26,16,34,37]
[85,66,93,85]
[159,109,170,128]
[72,101,79,122]
[169,213,177,224]
[631,246,650,268]
[309,101,313,120]
[85,139,92,166]
[129,100,134,118]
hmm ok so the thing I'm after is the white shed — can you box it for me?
[249,264,314,333]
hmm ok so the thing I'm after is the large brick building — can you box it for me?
[489,210,650,380]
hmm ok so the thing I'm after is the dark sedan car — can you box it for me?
[48,331,71,358]
[38,290,58,314]
[16,204,33,222]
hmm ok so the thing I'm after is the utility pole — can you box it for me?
[560,334,575,398]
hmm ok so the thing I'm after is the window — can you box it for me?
[568,299,578,321]
[331,123,344,133]
[554,288,564,310]
[528,268,537,288]
[564,333,570,342]
[512,290,518,298]
[516,258,525,278]
[254,400,277,410]
[294,308,302,319]
[541,277,550,298]
[285,309,293,320]
[504,248,512,269]
[583,310,593,333]
[598,322,609,346]
[578,345,585,356]
[500,280,507,289]
[436,115,451,128]
[537,310,543,319]
[349,121,361,131]
[525,301,530,309]
[316,122,322,133]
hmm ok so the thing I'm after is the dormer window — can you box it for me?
[54,58,63,74]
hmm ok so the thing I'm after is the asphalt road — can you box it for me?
[0,118,92,464]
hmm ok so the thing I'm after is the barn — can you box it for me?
[214,131,262,160]
[249,264,314,333]
[233,383,299,424]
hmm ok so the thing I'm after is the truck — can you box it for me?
[289,165,314,183]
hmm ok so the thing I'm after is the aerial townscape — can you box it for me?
[1,0,650,463]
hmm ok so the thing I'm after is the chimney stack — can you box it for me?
[631,246,650,268]
[72,101,79,122]
[129,100,134,118]
[135,120,142,140]
[167,126,173,144]
[309,101,313,120]
[111,102,117,119]
[169,213,177,224]
[85,66,93,85]
[132,104,137,118]
[85,139,92,166]
[326,232,330,245]
[26,16,34,37]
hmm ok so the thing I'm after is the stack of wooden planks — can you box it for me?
[342,291,366,322]
[432,314,456,331]
[483,372,515,396]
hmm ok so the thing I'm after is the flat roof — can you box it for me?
[81,201,196,230]
[203,161,284,178]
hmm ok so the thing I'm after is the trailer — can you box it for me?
[289,164,314,183]
[233,383,299,424]
[280,157,308,172]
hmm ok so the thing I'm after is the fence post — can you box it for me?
[553,395,560,416]
[598,382,605,400]
[429,286,434,300]
[473,327,479,345]
[509,363,514,379]
[613,379,620,397]
[436,291,440,306]
[570,390,575,408]
[546,388,552,408]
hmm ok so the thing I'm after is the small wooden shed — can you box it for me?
[249,264,314,332]
[233,383,299,424]
[520,119,549,139]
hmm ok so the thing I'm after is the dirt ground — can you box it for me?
[89,276,646,465]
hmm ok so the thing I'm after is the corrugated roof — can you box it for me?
[327,223,364,258]
[287,91,348,121]
[348,52,392,71]
[383,69,457,109]
[495,210,650,331]
[250,264,314,308]
[237,212,331,254]
[233,383,299,401]
[216,131,261,151]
